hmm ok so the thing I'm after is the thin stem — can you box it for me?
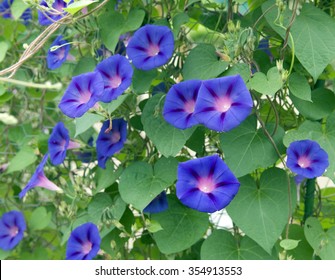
[0,77,62,90]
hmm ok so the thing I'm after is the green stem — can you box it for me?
[0,77,62,90]
[303,178,316,222]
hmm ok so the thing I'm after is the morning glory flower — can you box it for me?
[143,191,168,214]
[48,122,80,165]
[0,211,26,251]
[126,24,174,71]
[0,0,32,25]
[194,75,253,132]
[286,139,329,179]
[19,154,62,199]
[163,80,201,129]
[66,223,101,260]
[38,0,69,26]
[95,55,133,102]
[96,119,127,169]
[47,35,70,70]
[58,72,104,118]
[176,154,240,213]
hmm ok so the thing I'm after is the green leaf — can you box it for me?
[0,249,10,260]
[6,147,37,173]
[220,115,284,178]
[280,239,300,251]
[142,94,195,157]
[104,94,130,114]
[94,161,123,194]
[123,9,145,31]
[249,67,282,96]
[72,56,96,76]
[263,1,335,81]
[0,40,9,63]
[152,196,209,254]
[224,63,251,83]
[304,217,335,260]
[75,113,104,137]
[63,0,98,15]
[182,44,228,80]
[119,157,178,211]
[290,88,335,121]
[227,168,295,254]
[201,230,274,260]
[10,0,30,20]
[132,69,157,93]
[172,12,189,38]
[147,220,163,233]
[288,72,311,101]
[29,207,52,230]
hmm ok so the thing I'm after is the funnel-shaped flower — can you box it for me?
[163,80,201,129]
[66,223,101,260]
[0,0,31,25]
[286,140,329,179]
[176,154,240,213]
[0,211,26,251]
[194,75,253,132]
[96,119,127,169]
[126,24,174,71]
[143,191,168,214]
[48,122,80,165]
[19,154,62,199]
[47,35,70,70]
[59,72,104,118]
[38,0,69,26]
[95,55,133,102]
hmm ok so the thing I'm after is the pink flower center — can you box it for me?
[147,44,160,57]
[298,156,311,168]
[215,96,232,113]
[111,131,121,143]
[78,91,92,104]
[57,48,65,60]
[110,75,122,89]
[9,226,19,237]
[197,177,216,193]
[82,241,92,255]
[184,100,195,114]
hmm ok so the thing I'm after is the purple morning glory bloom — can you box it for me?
[143,191,168,214]
[176,154,240,213]
[163,80,201,129]
[96,119,127,169]
[194,75,253,132]
[0,211,26,251]
[38,0,69,26]
[126,24,174,71]
[47,35,70,70]
[286,140,329,179]
[19,154,62,199]
[66,223,101,260]
[95,55,133,102]
[59,72,104,118]
[0,0,31,25]
[48,122,80,165]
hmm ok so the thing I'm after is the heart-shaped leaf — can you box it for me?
[249,67,282,96]
[119,157,178,211]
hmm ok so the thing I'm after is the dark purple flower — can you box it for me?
[194,75,253,132]
[19,154,62,199]
[0,211,26,251]
[38,0,69,26]
[0,0,31,25]
[66,223,101,260]
[95,55,133,102]
[47,35,70,70]
[143,191,168,214]
[96,119,127,169]
[58,72,104,118]
[126,24,174,71]
[286,140,329,179]
[176,154,240,213]
[152,82,167,95]
[48,122,80,165]
[163,80,201,129]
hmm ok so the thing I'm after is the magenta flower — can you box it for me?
[66,223,101,260]
[0,211,26,251]
[176,154,240,213]
[58,72,104,118]
[96,119,127,169]
[286,140,329,179]
[48,122,80,165]
[163,80,201,129]
[126,24,174,71]
[194,75,253,132]
[143,191,168,214]
[95,55,133,102]
[47,35,70,70]
[19,154,62,199]
[38,0,69,26]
